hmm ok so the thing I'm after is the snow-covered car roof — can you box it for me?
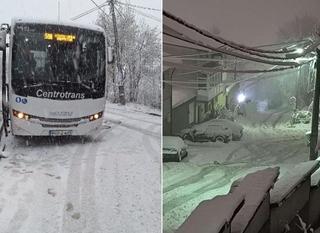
[206,119,243,130]
[11,18,104,33]
[163,136,186,150]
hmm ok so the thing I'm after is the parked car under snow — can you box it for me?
[181,119,243,142]
[181,124,232,143]
[163,136,188,162]
[204,119,244,140]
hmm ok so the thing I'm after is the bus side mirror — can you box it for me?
[107,46,114,64]
[0,31,6,51]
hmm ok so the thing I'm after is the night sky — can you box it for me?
[164,0,320,46]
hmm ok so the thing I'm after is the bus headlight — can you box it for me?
[87,112,103,121]
[13,110,31,120]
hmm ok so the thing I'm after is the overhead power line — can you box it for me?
[71,1,108,20]
[164,30,301,66]
[117,1,160,11]
[130,8,161,22]
[164,39,312,59]
[115,1,160,23]
[163,10,320,59]
[89,0,109,18]
[164,61,312,74]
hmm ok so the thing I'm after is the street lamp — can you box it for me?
[237,93,246,103]
[285,48,305,59]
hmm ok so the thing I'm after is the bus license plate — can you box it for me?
[49,130,72,136]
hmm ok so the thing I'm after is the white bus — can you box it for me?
[0,19,111,137]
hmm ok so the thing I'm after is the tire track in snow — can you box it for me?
[225,134,303,162]
[106,119,159,138]
[94,129,125,233]
[163,165,244,213]
[164,139,306,216]
[61,128,118,233]
[140,124,161,232]
[97,113,160,233]
[142,123,161,163]
[271,110,290,128]
[260,111,277,126]
[60,143,87,233]
[107,106,160,118]
[3,191,33,233]
[107,109,161,126]
[96,127,144,232]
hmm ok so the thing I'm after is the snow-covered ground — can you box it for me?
[163,109,312,233]
[0,102,161,233]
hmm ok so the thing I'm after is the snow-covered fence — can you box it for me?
[229,168,280,233]
[308,168,320,229]
[176,193,245,233]
[269,161,319,233]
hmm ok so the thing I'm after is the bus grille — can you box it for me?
[41,124,79,128]
[37,117,82,123]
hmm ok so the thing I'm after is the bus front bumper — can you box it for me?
[11,117,103,136]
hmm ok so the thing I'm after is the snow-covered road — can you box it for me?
[0,102,161,233]
[163,110,311,233]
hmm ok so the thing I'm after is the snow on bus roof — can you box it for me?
[11,18,104,33]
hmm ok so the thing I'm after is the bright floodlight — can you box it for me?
[295,48,304,54]
[237,93,246,103]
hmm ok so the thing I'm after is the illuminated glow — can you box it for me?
[17,112,24,119]
[55,33,76,42]
[89,115,94,121]
[296,48,304,54]
[237,93,246,103]
[44,32,76,42]
[94,113,99,119]
[44,32,53,40]
[295,56,316,63]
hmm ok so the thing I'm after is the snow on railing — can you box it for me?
[176,192,245,233]
[270,161,319,233]
[270,161,319,204]
[229,167,280,233]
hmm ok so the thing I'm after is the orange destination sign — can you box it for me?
[44,32,76,42]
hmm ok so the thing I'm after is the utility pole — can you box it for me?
[310,48,320,160]
[57,0,61,22]
[109,0,125,105]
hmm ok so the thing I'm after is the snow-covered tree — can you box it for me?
[97,4,161,108]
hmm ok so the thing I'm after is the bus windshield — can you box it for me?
[11,23,106,99]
